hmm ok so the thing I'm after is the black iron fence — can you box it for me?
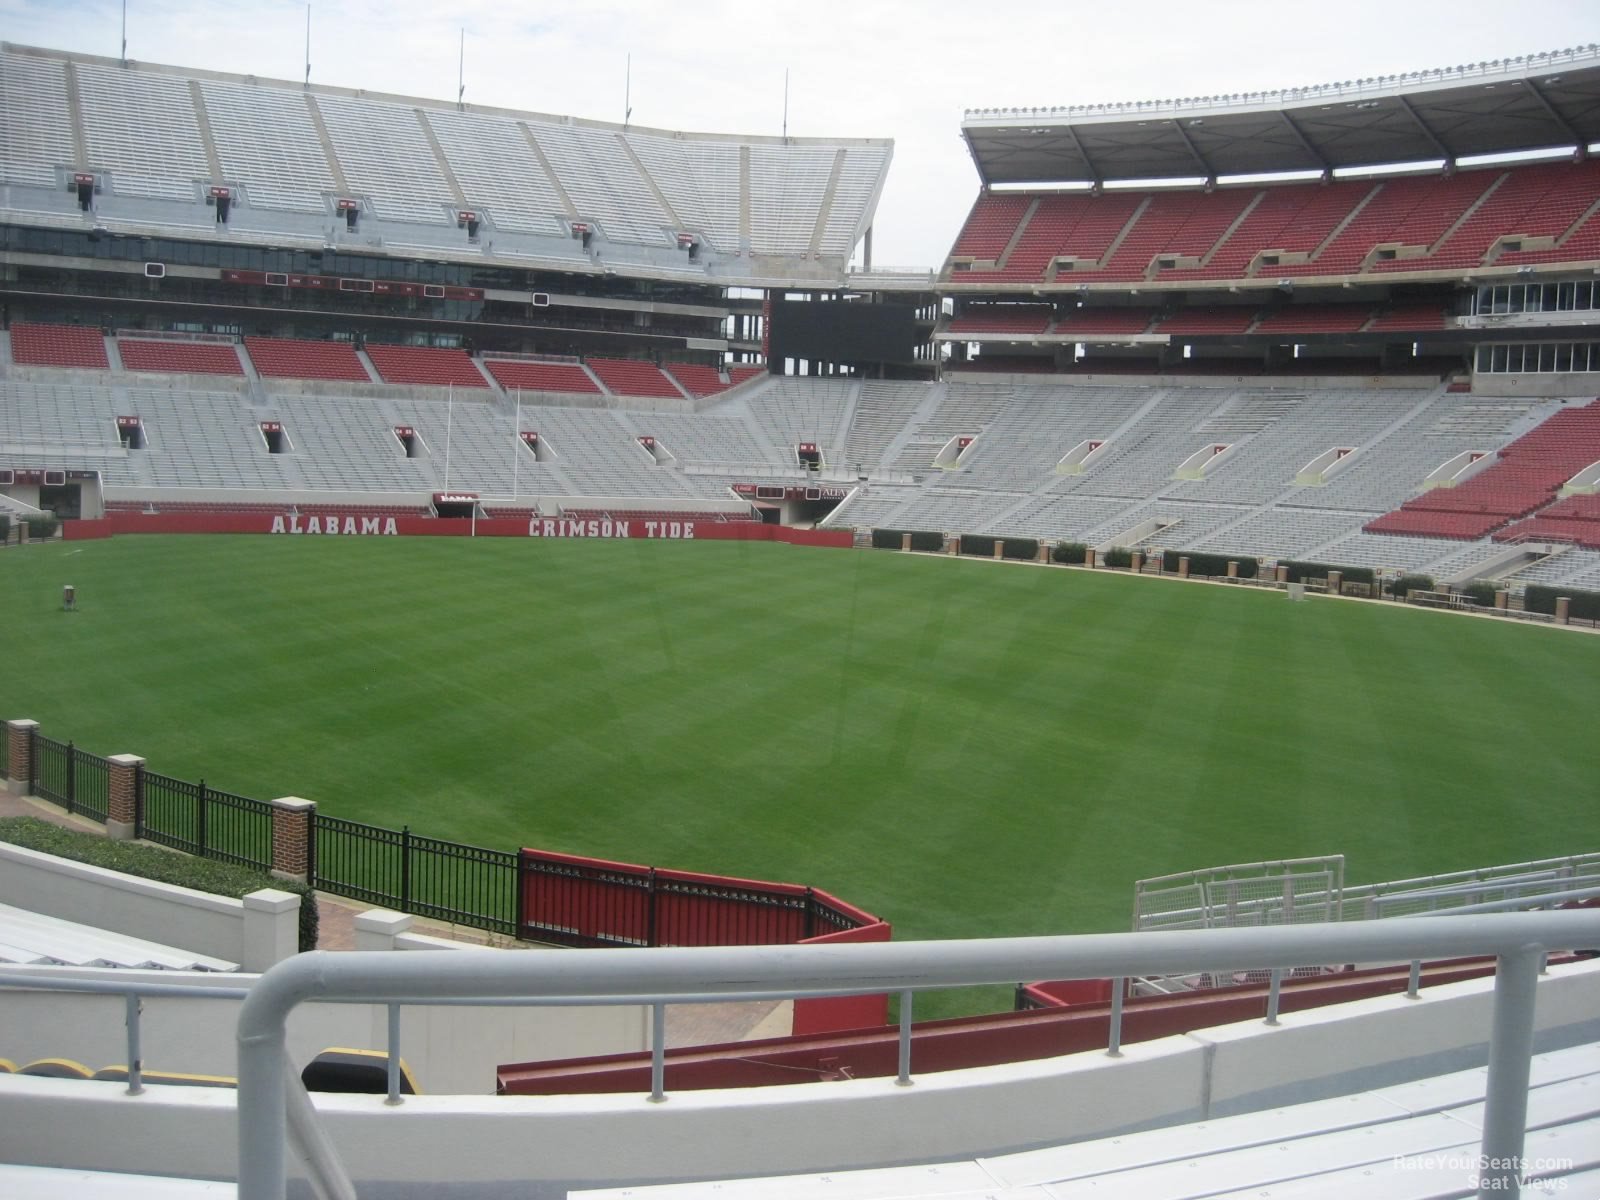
[29,734,110,823]
[4,720,879,948]
[312,817,519,938]
[139,771,274,872]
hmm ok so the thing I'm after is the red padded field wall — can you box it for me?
[650,868,811,947]
[517,849,653,947]
[792,917,892,1035]
[517,849,886,955]
[61,512,852,547]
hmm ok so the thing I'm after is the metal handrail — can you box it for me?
[228,910,1600,1200]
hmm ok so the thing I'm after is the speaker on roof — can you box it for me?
[144,263,166,279]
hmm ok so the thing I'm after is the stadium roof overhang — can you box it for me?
[962,45,1600,186]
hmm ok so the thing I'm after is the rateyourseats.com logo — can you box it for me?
[1392,1154,1576,1193]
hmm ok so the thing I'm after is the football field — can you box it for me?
[4,534,1597,951]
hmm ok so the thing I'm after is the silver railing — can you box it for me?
[220,910,1600,1200]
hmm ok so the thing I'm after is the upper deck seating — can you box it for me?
[1155,181,1373,281]
[10,323,110,370]
[949,193,1032,260]
[117,339,244,377]
[243,337,370,383]
[945,164,1600,285]
[1424,162,1595,269]
[587,358,684,399]
[1311,172,1501,276]
[1097,188,1256,281]
[364,345,488,388]
[950,192,1142,282]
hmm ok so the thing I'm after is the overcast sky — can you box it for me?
[6,0,1597,267]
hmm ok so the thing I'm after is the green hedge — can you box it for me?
[1525,584,1600,621]
[1102,546,1133,569]
[1002,537,1039,561]
[1388,573,1436,598]
[1279,560,1376,587]
[1461,580,1500,607]
[1160,549,1259,579]
[959,534,996,557]
[872,529,944,553]
[26,514,59,540]
[0,816,319,952]
[1052,541,1087,564]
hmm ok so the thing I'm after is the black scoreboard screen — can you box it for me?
[767,299,916,367]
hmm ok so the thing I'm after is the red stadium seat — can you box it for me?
[244,337,370,382]
[118,339,245,377]
[484,359,601,394]
[586,358,684,399]
[10,323,110,369]
[364,345,488,388]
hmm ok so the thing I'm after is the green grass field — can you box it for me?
[4,535,1598,956]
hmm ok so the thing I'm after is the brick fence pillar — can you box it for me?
[945,536,957,556]
[1276,564,1288,583]
[900,532,911,552]
[271,796,316,883]
[1555,596,1571,625]
[992,541,1004,560]
[105,754,146,841]
[1037,542,1050,564]
[1227,560,1239,579]
[1328,570,1343,595]
[5,720,39,794]
[1130,550,1144,573]
[1495,589,1509,611]
[1085,548,1096,569]
[1178,556,1190,579]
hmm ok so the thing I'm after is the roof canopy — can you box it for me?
[963,46,1600,185]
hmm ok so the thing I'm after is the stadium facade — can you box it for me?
[2,39,1600,1200]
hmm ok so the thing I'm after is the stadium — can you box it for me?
[2,18,1600,1200]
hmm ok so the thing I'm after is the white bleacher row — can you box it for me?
[573,1043,1600,1200]
[742,378,857,468]
[0,51,73,186]
[845,382,935,473]
[76,62,210,200]
[7,377,1600,585]
[0,46,892,262]
[199,80,335,214]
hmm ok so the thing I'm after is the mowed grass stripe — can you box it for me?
[3,536,1597,956]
